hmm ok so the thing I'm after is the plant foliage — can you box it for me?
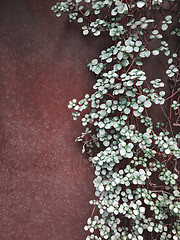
[52,0,180,239]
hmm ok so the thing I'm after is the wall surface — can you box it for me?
[0,1,111,239]
[0,1,179,240]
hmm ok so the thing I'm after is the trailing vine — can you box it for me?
[52,0,180,239]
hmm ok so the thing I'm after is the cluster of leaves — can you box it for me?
[52,0,180,239]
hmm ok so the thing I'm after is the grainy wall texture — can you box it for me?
[0,0,110,239]
[0,1,179,240]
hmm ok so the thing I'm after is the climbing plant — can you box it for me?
[52,0,180,239]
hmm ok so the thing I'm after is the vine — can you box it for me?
[52,0,180,239]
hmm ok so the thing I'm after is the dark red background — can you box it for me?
[0,1,111,239]
[0,1,179,240]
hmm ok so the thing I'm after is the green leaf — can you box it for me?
[92,59,98,65]
[120,148,126,156]
[126,46,133,53]
[152,50,159,56]
[56,12,61,17]
[117,51,123,60]
[137,1,145,8]
[144,50,151,57]
[106,57,112,63]
[103,140,110,147]
[133,111,141,117]
[94,30,100,36]
[124,108,131,114]
[95,67,102,74]
[147,226,153,232]
[77,17,83,23]
[162,24,168,31]
[165,15,172,21]
[144,101,152,108]
[85,10,90,16]
[122,59,129,66]
[132,103,139,109]
[170,179,176,185]
[136,81,143,86]
[136,40,142,47]
[138,95,147,102]
[136,61,143,66]
[138,227,143,234]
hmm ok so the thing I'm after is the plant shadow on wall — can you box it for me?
[52,0,180,239]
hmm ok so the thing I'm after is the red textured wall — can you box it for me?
[0,1,179,240]
[0,1,111,239]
